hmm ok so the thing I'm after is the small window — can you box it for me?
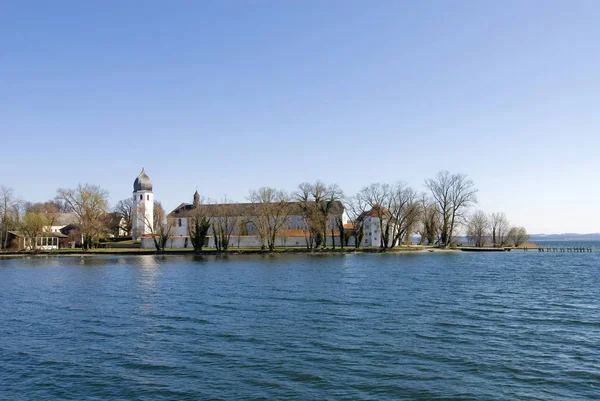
[147,195,150,201]
[140,195,143,200]
[178,219,182,227]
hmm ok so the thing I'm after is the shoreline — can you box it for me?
[0,247,459,258]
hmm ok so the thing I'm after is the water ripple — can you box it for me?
[1,251,599,400]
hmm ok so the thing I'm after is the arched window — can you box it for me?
[140,195,143,200]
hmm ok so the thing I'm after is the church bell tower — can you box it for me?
[132,168,154,240]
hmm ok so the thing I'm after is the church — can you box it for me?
[132,169,352,249]
[131,168,154,241]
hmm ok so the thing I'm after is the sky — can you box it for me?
[1,1,599,234]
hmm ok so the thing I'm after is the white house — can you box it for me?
[357,207,401,247]
[7,231,67,250]
[47,213,78,233]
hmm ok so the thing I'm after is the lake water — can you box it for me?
[1,249,599,400]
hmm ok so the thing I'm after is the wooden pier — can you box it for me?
[523,247,593,252]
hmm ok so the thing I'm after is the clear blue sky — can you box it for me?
[1,1,599,234]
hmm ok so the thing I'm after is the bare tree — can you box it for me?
[56,184,110,250]
[211,198,239,252]
[113,198,134,236]
[321,184,344,248]
[509,226,530,247]
[295,181,342,249]
[334,214,349,249]
[247,187,292,251]
[389,183,420,247]
[490,212,511,246]
[357,183,392,248]
[418,193,440,245]
[418,192,440,245]
[141,201,174,252]
[467,210,489,247]
[346,194,368,248]
[425,171,478,247]
[0,186,21,250]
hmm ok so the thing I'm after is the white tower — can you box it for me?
[132,168,154,240]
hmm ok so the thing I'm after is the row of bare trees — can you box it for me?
[339,171,478,249]
[466,211,530,247]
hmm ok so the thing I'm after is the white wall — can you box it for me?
[141,233,355,249]
[132,190,153,240]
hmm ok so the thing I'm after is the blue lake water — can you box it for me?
[1,249,599,400]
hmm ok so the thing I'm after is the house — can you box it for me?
[6,231,67,251]
[357,207,401,247]
[47,213,78,233]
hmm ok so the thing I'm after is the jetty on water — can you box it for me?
[526,247,593,253]
[460,246,593,253]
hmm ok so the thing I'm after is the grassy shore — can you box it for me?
[1,243,542,257]
[0,245,460,257]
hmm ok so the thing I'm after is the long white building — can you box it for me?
[159,191,350,249]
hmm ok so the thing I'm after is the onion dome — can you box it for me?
[133,168,153,192]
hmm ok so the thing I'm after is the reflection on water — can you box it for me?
[135,257,160,315]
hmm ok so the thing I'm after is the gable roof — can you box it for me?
[357,206,393,221]
[8,231,67,238]
[169,200,345,218]
[52,213,79,226]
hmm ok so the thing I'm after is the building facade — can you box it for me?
[131,168,154,240]
[141,190,350,249]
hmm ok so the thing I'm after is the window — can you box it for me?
[178,219,182,227]
[140,195,143,200]
[147,195,150,201]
